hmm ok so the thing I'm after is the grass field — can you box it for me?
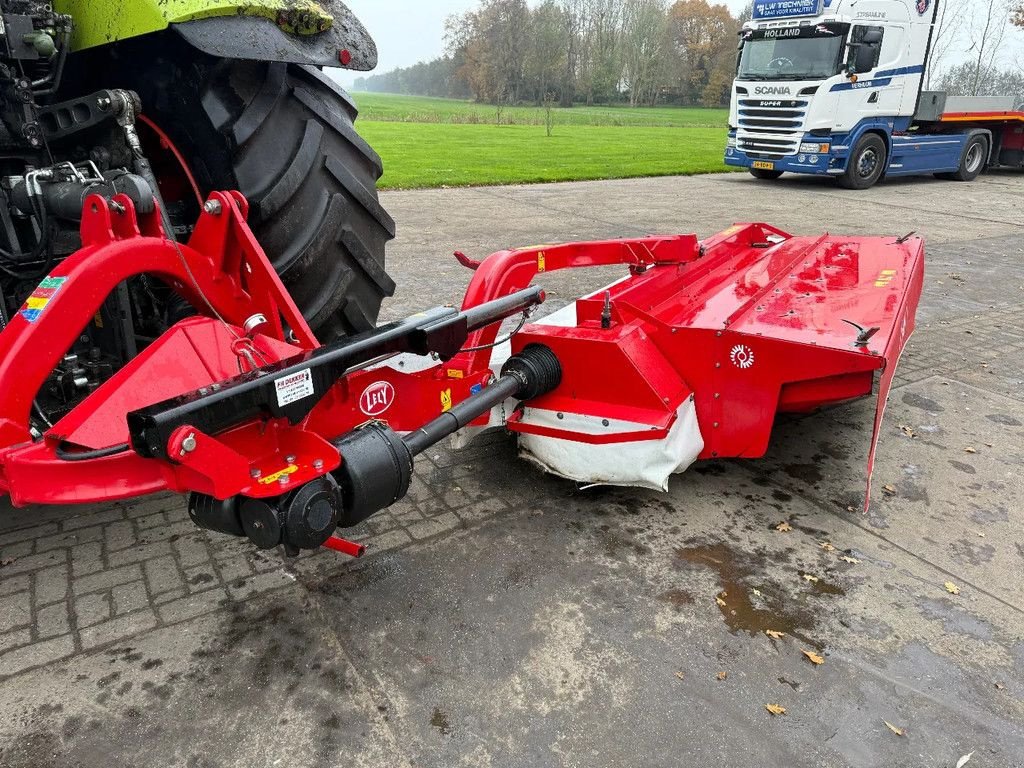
[355,93,728,128]
[352,93,733,190]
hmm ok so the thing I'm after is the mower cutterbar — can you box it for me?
[0,191,923,558]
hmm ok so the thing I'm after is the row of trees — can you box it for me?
[355,0,744,108]
[353,0,1024,106]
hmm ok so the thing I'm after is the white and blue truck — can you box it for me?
[725,0,1024,188]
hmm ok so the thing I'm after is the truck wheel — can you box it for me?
[936,134,988,182]
[749,168,784,180]
[124,54,396,339]
[837,134,887,190]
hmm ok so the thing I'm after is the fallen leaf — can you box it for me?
[0,557,15,568]
[775,521,792,532]
[944,581,961,595]
[956,752,974,768]
[976,531,986,538]
[884,721,905,737]
[675,671,685,680]
[802,573,819,583]
[752,588,763,598]
[765,629,785,640]
[765,703,786,716]
[820,541,836,552]
[715,593,727,607]
[882,484,897,496]
[994,682,1005,690]
[802,649,825,665]
[840,555,861,564]
[964,446,977,454]
[716,671,728,681]
[899,424,917,438]
[984,442,993,448]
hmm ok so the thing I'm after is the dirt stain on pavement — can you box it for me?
[902,392,944,412]
[430,707,452,736]
[783,463,823,486]
[657,588,694,609]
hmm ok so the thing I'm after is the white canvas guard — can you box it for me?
[516,399,704,492]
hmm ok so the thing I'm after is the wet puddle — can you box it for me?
[674,542,844,648]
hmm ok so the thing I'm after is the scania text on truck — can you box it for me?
[725,0,1024,188]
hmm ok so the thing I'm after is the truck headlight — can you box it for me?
[799,142,830,154]
[727,137,737,148]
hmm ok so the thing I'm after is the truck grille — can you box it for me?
[737,134,800,157]
[736,99,806,157]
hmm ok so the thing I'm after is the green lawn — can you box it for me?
[351,93,734,190]
[354,92,728,129]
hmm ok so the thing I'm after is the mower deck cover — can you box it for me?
[468,225,924,493]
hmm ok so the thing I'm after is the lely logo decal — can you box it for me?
[359,381,395,416]
[730,344,755,369]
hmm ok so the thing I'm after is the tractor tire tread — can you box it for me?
[211,61,394,338]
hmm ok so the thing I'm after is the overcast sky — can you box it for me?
[337,0,1022,89]
[339,0,748,86]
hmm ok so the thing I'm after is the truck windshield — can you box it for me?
[737,23,849,81]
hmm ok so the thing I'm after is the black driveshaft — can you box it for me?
[331,344,562,530]
[404,342,562,456]
[403,374,522,456]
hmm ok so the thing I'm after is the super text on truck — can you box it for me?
[724,0,1024,188]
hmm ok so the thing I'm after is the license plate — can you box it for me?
[752,161,775,170]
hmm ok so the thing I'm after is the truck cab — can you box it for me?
[724,0,993,188]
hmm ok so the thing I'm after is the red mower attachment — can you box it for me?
[455,224,923,500]
[0,193,922,560]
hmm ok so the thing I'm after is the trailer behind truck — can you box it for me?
[725,0,1024,188]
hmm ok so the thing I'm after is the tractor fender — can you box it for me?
[173,6,377,71]
[53,0,377,70]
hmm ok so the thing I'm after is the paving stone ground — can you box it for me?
[0,170,1022,768]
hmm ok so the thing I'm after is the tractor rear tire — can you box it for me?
[126,56,396,339]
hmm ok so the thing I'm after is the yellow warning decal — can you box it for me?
[874,269,897,288]
[446,369,464,379]
[258,465,298,485]
[537,251,546,273]
[440,388,453,413]
[719,225,744,238]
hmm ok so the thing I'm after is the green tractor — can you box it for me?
[0,0,394,424]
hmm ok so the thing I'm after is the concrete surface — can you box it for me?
[1,170,1023,768]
